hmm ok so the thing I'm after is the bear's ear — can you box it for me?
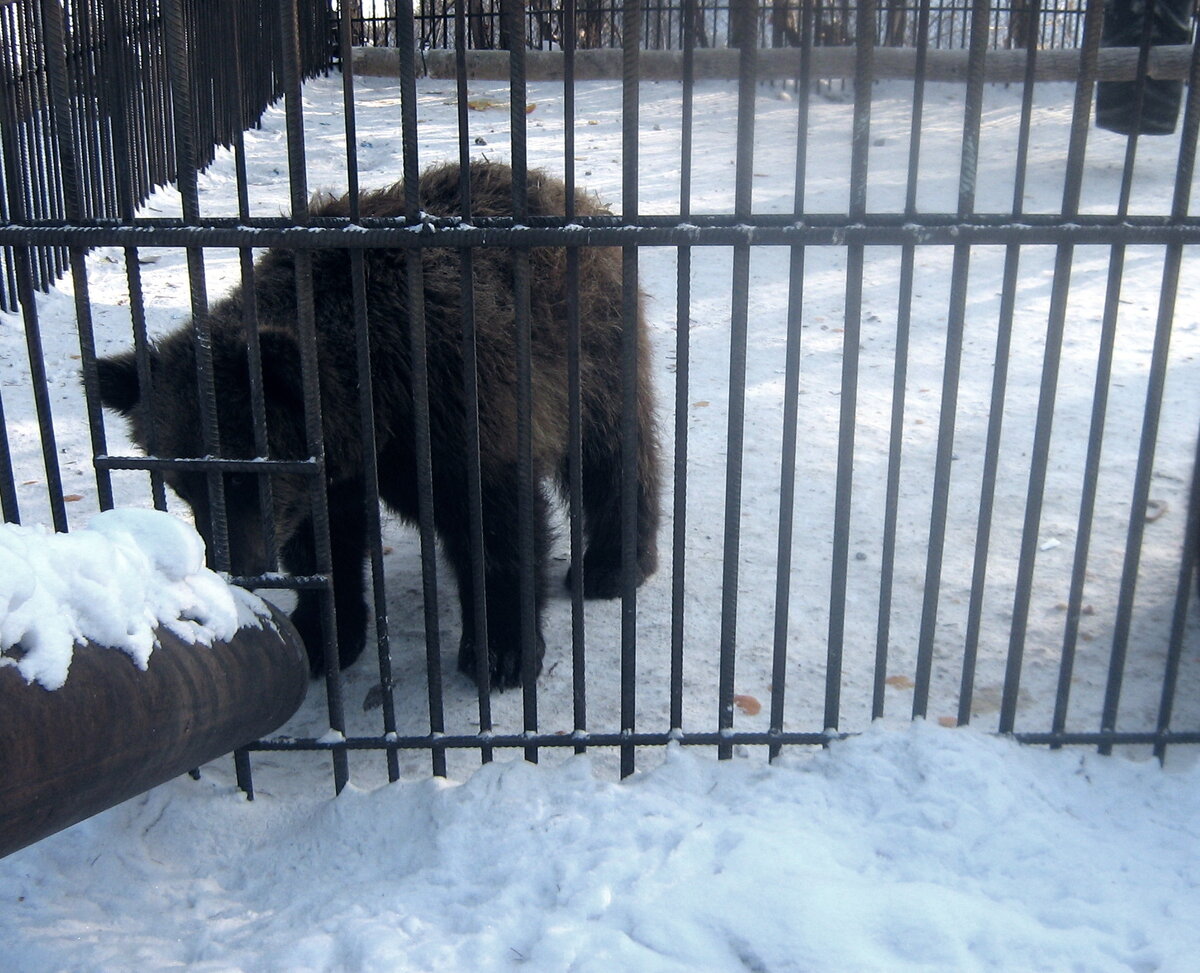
[256,330,305,411]
[96,352,142,416]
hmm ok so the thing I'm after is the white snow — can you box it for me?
[2,723,1198,972]
[0,68,1198,969]
[0,508,266,690]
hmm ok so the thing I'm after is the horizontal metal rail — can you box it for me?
[93,454,323,475]
[2,216,1200,248]
[242,727,1200,752]
[370,43,1200,84]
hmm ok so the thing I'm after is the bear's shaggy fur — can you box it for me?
[97,160,661,687]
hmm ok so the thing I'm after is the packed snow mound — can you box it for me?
[2,722,1198,972]
[0,508,267,690]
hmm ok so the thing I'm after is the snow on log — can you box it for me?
[0,510,308,859]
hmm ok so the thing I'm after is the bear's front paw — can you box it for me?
[457,632,545,690]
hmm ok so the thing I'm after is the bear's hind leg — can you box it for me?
[442,473,550,689]
[566,406,661,599]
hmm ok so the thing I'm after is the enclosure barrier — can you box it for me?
[349,0,1094,53]
[1,0,1198,805]
[0,0,334,313]
[359,40,1197,81]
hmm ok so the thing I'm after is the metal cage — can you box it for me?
[1,0,1198,794]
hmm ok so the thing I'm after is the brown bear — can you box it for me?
[96,160,661,688]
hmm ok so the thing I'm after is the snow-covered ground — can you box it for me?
[4,721,1199,972]
[1,71,1198,968]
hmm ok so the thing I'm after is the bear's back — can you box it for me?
[309,160,611,222]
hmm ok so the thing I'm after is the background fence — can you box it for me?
[0,0,333,313]
[348,0,1096,51]
[1,0,1198,795]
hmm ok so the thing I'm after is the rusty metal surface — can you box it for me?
[0,603,306,859]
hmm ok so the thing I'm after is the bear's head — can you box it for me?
[95,327,315,577]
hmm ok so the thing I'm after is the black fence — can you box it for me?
[2,0,1199,795]
[348,0,1095,51]
[0,0,334,313]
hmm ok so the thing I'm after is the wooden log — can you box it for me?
[0,603,307,859]
[355,44,1195,84]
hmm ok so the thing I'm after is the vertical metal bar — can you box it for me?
[912,0,990,720]
[1100,248,1186,754]
[619,0,640,776]
[670,0,699,734]
[339,0,397,784]
[960,0,1041,728]
[338,0,360,212]
[875,0,931,722]
[500,0,539,767]
[825,0,874,733]
[1055,0,1170,748]
[395,0,447,778]
[0,18,67,534]
[227,0,278,568]
[1000,0,1104,736]
[454,0,493,766]
[20,0,61,287]
[1155,429,1200,762]
[1100,26,1199,753]
[0,4,10,310]
[279,0,348,792]
[562,0,588,755]
[0,385,17,522]
[1152,33,1200,764]
[163,0,230,569]
[102,0,166,511]
[72,0,106,220]
[717,0,756,760]
[770,0,814,759]
[41,0,114,513]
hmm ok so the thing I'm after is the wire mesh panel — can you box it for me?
[1,0,1198,793]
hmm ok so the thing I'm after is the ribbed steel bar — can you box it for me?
[0,13,67,534]
[454,0,494,765]
[241,726,1200,754]
[0,389,16,523]
[959,0,1042,728]
[670,0,699,734]
[1152,31,1200,764]
[503,0,539,768]
[716,0,756,760]
[4,216,1200,249]
[768,0,814,759]
[338,0,397,784]
[563,0,588,755]
[618,0,640,777]
[1000,0,1105,735]
[912,0,990,720]
[279,0,348,791]
[1051,0,1170,745]
[396,0,447,778]
[41,0,113,514]
[1154,426,1200,763]
[826,0,876,732]
[164,0,229,572]
[875,0,931,722]
[227,0,279,586]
